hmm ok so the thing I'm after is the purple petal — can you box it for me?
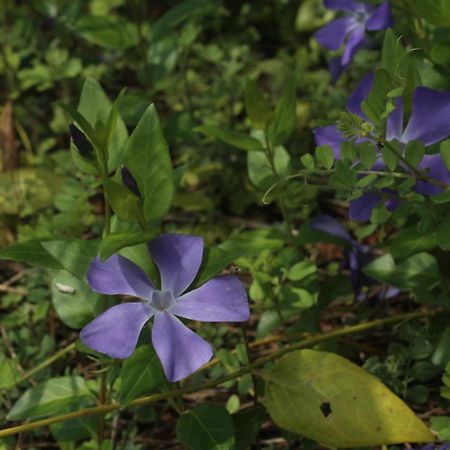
[310,214,354,244]
[330,57,347,84]
[315,17,352,51]
[366,2,393,31]
[169,276,250,322]
[152,312,213,382]
[386,97,404,142]
[80,303,153,358]
[346,72,374,119]
[88,255,155,299]
[349,192,381,221]
[148,234,203,297]
[402,87,450,146]
[415,154,450,195]
[313,125,344,159]
[341,26,365,66]
[324,0,361,12]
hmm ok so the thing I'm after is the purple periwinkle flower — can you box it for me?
[314,74,450,220]
[310,214,399,299]
[80,234,250,382]
[315,1,392,83]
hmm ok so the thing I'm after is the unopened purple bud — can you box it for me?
[69,124,94,160]
[121,166,141,197]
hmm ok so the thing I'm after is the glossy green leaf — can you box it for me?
[119,346,166,406]
[232,406,265,450]
[440,139,450,171]
[244,79,273,129]
[42,239,99,281]
[78,78,129,171]
[104,179,141,222]
[315,145,334,169]
[390,228,437,258]
[264,350,435,447]
[71,15,139,49]
[50,269,103,329]
[176,404,235,450]
[124,104,174,223]
[405,141,425,167]
[0,239,63,269]
[0,353,20,390]
[7,376,94,420]
[267,77,296,146]
[99,231,158,261]
[196,125,264,152]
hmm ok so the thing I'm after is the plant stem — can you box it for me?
[241,324,258,407]
[0,309,433,438]
[383,141,448,190]
[13,343,76,387]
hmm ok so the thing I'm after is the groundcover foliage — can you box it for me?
[1,0,450,448]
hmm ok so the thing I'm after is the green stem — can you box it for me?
[12,343,76,387]
[0,309,432,438]
[241,324,258,407]
[383,141,448,190]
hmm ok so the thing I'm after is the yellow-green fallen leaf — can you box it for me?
[264,349,435,447]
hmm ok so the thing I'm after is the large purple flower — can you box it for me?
[315,1,392,82]
[314,74,450,220]
[80,234,250,382]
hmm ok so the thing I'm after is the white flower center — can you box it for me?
[150,290,175,311]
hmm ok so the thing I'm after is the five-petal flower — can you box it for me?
[315,0,392,82]
[80,234,250,382]
[314,74,450,220]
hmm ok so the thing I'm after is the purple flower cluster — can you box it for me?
[80,234,250,382]
[314,73,450,221]
[315,0,392,82]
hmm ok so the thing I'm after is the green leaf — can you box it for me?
[264,349,434,447]
[71,15,139,49]
[0,353,20,390]
[176,404,235,450]
[7,376,94,420]
[409,0,450,27]
[361,68,392,128]
[315,145,334,169]
[78,78,129,171]
[119,346,166,406]
[437,212,450,250]
[287,260,317,281]
[42,239,99,281]
[232,406,265,450]
[390,228,437,258]
[51,270,103,329]
[244,79,273,129]
[267,77,296,146]
[404,140,425,167]
[0,239,63,269]
[440,139,450,171]
[49,398,98,442]
[363,252,440,290]
[196,125,264,152]
[356,141,377,170]
[124,104,174,223]
[99,231,158,261]
[104,179,141,221]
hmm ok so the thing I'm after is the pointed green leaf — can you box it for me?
[99,231,158,261]
[119,346,166,406]
[244,79,273,129]
[267,77,296,146]
[264,350,435,447]
[176,404,235,450]
[124,104,174,223]
[196,125,264,152]
[7,376,94,420]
